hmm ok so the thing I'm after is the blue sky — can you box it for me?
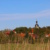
[0,0,50,30]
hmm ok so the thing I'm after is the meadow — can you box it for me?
[0,42,50,50]
[0,27,50,50]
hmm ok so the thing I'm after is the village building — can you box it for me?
[35,20,39,29]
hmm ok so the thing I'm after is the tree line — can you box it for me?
[0,26,50,44]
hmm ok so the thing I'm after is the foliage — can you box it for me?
[0,26,50,44]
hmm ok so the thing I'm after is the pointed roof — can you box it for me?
[35,20,39,28]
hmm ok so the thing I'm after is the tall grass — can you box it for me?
[0,33,50,50]
[0,42,50,50]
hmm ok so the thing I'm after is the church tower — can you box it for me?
[35,20,39,29]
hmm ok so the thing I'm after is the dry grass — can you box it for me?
[0,42,50,50]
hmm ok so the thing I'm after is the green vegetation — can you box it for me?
[0,26,50,50]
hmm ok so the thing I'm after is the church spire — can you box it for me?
[36,20,38,24]
[35,20,39,29]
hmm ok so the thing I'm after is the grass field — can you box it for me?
[0,42,50,50]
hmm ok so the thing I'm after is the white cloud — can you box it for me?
[0,9,50,21]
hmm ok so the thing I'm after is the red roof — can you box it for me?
[5,31,10,35]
